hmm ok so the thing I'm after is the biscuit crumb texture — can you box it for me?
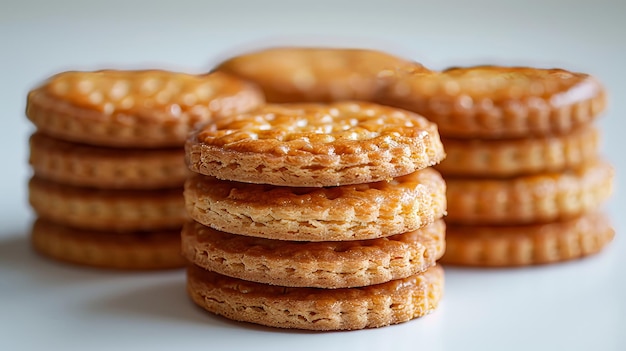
[182,220,445,288]
[184,168,446,241]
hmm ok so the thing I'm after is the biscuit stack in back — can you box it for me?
[383,66,615,266]
[25,69,263,269]
[182,102,448,330]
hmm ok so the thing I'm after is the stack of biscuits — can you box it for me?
[382,66,615,266]
[181,101,448,330]
[25,69,264,270]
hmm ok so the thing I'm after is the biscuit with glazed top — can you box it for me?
[383,66,606,138]
[436,125,600,177]
[29,132,188,189]
[31,219,185,270]
[440,212,614,266]
[186,102,445,187]
[26,70,264,148]
[214,47,429,103]
[182,219,445,288]
[28,177,186,231]
[445,160,613,225]
[187,264,443,330]
[184,168,446,241]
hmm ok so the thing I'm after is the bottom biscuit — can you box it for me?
[31,219,185,270]
[441,212,614,267]
[187,264,444,330]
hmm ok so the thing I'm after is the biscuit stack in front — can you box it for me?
[382,66,615,266]
[182,102,448,330]
[25,69,264,269]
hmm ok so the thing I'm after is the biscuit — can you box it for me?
[445,160,613,225]
[186,102,446,187]
[440,212,614,266]
[184,168,446,241]
[382,66,606,138]
[28,177,186,231]
[26,70,264,148]
[31,218,185,270]
[29,132,188,189]
[436,125,600,177]
[214,47,429,103]
[182,219,445,288]
[187,264,443,330]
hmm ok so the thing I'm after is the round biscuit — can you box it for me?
[381,66,606,138]
[445,160,614,225]
[29,132,188,189]
[26,70,264,148]
[184,168,446,241]
[31,218,185,270]
[28,177,186,231]
[187,264,444,330]
[186,102,446,187]
[436,125,600,177]
[214,47,429,103]
[182,219,445,289]
[440,212,614,266]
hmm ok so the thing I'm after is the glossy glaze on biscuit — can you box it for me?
[441,212,614,266]
[445,160,614,225]
[187,264,444,330]
[185,168,446,241]
[26,70,264,148]
[29,133,188,189]
[31,219,185,270]
[182,220,445,288]
[214,47,429,103]
[186,102,446,187]
[382,66,606,138]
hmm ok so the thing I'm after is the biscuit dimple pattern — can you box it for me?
[47,70,246,116]
[197,102,436,154]
[27,71,264,147]
[384,66,606,138]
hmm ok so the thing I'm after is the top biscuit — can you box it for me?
[214,47,429,103]
[382,66,606,138]
[26,70,264,148]
[186,101,445,187]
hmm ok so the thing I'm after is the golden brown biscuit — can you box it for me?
[436,125,600,177]
[28,177,186,231]
[382,66,606,138]
[187,264,444,330]
[29,132,188,189]
[186,102,446,187]
[440,212,614,266]
[26,70,264,148]
[445,160,613,225]
[214,47,429,103]
[184,168,446,241]
[31,218,185,270]
[182,220,445,288]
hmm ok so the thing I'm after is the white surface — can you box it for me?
[1,0,625,350]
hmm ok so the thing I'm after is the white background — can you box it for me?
[1,0,624,350]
